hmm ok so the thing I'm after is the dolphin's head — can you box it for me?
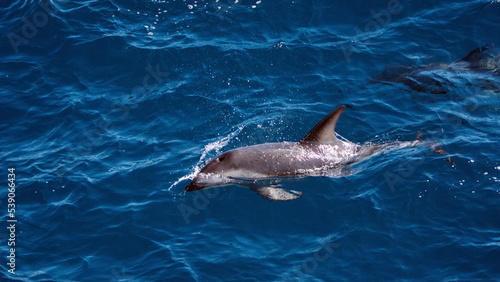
[185,151,237,191]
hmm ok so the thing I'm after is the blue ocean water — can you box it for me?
[1,0,500,280]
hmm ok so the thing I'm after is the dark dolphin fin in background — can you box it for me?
[300,105,346,143]
[457,45,491,64]
[453,44,499,71]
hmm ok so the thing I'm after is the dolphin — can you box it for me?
[373,45,500,94]
[185,105,425,201]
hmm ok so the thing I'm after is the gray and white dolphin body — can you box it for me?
[186,105,420,201]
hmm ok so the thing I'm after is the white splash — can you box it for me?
[198,125,244,165]
[167,125,245,190]
[167,171,198,191]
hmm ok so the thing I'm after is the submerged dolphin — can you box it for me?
[185,105,424,201]
[373,45,500,94]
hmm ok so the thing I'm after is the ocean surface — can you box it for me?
[1,0,500,281]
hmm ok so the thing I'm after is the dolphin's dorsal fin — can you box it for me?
[300,105,346,143]
[456,45,493,67]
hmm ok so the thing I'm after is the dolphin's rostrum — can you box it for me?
[186,106,421,201]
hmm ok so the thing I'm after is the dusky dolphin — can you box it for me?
[373,45,500,94]
[185,105,425,201]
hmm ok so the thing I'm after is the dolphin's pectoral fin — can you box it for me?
[251,186,303,201]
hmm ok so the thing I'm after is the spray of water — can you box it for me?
[167,125,245,190]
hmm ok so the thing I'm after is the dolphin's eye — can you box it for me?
[217,154,228,162]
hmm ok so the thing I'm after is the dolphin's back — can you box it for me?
[227,141,360,178]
